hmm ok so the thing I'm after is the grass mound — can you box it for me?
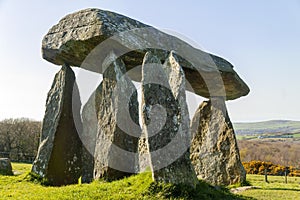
[146,180,251,200]
[0,163,252,199]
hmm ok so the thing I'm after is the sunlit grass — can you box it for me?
[293,133,300,138]
[3,163,300,199]
[0,163,250,200]
[240,174,300,200]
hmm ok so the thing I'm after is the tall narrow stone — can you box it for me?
[190,97,246,186]
[93,52,140,181]
[141,52,198,187]
[32,64,82,186]
[81,83,102,183]
[138,133,150,172]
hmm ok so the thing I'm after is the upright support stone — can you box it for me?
[32,64,82,186]
[81,83,102,183]
[93,52,140,181]
[138,133,150,172]
[141,52,198,187]
[190,97,246,186]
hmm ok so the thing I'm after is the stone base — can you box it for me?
[0,158,13,175]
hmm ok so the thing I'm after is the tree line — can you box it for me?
[0,118,41,162]
[238,139,300,169]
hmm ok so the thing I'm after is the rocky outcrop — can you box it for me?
[190,97,246,186]
[141,52,198,187]
[41,8,249,100]
[93,52,140,181]
[31,65,82,186]
[81,83,102,183]
[0,158,13,175]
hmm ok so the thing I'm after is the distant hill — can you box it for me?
[233,120,300,135]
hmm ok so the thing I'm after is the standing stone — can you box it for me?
[190,97,246,186]
[32,64,82,186]
[81,83,102,183]
[94,52,140,181]
[141,52,198,187]
[138,133,150,172]
[0,158,13,175]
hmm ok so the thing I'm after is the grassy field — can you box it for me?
[233,120,300,135]
[0,163,249,200]
[240,174,300,200]
[293,133,300,138]
[235,135,257,140]
[1,163,299,199]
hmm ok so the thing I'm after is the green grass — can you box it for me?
[0,163,250,200]
[293,133,300,138]
[240,174,300,200]
[4,163,300,200]
[236,135,257,140]
[2,163,300,199]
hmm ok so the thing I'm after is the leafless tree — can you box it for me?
[0,118,41,162]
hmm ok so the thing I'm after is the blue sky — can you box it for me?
[0,0,300,122]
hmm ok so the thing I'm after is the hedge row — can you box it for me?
[242,160,300,177]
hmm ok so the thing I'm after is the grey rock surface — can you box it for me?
[190,97,246,186]
[42,8,249,100]
[93,52,140,181]
[81,83,102,183]
[141,52,198,187]
[31,65,82,186]
[0,158,13,175]
[138,133,150,172]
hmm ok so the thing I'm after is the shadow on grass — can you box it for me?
[0,170,14,176]
[25,172,51,186]
[145,180,256,200]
